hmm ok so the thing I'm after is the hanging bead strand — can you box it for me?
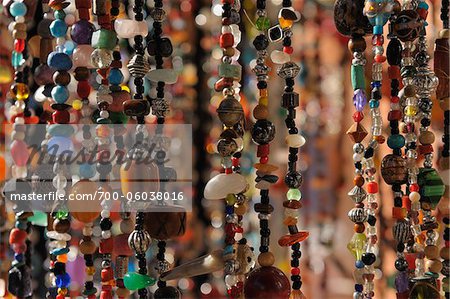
[435,0,450,295]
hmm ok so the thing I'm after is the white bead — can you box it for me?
[270,50,290,64]
[56,37,65,46]
[99,110,109,118]
[101,230,111,239]
[15,117,25,124]
[114,19,148,39]
[409,191,420,202]
[221,25,232,34]
[353,153,363,162]
[285,134,305,148]
[15,16,25,23]
[101,210,111,218]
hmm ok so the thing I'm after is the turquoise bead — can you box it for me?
[79,163,95,179]
[9,2,27,17]
[373,25,383,35]
[51,85,69,104]
[123,272,156,290]
[51,247,69,255]
[11,51,23,68]
[15,220,27,230]
[109,68,124,85]
[387,134,405,149]
[47,52,72,71]
[47,136,74,156]
[63,40,76,55]
[224,245,233,256]
[50,19,68,38]
[47,124,74,137]
[369,100,379,108]
[418,1,429,9]
[54,9,66,20]
[351,65,365,90]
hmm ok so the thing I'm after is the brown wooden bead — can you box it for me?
[282,201,302,209]
[235,203,248,216]
[74,67,90,81]
[440,97,450,111]
[434,38,449,101]
[348,37,366,52]
[253,104,268,120]
[79,238,97,255]
[354,175,364,187]
[258,251,275,267]
[143,207,186,240]
[404,85,416,97]
[424,245,439,259]
[354,223,365,233]
[419,131,435,145]
[53,71,71,86]
[440,246,450,260]
[426,259,443,273]
[53,218,71,233]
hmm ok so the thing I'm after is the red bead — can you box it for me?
[232,157,239,167]
[367,182,378,194]
[113,233,133,256]
[101,267,114,281]
[259,156,269,164]
[244,266,290,298]
[56,295,65,299]
[405,253,417,270]
[214,78,234,92]
[388,110,402,121]
[14,39,25,53]
[290,267,300,275]
[53,110,70,124]
[352,111,364,122]
[25,116,40,124]
[402,196,411,211]
[225,168,232,174]
[418,144,433,155]
[220,33,234,48]
[11,140,29,167]
[283,46,293,54]
[374,55,386,63]
[12,243,27,254]
[100,291,113,299]
[391,96,400,103]
[99,237,113,254]
[445,241,450,247]
[257,144,270,157]
[9,228,27,244]
[409,183,419,192]
[372,35,384,46]
[77,80,91,98]
[417,7,428,20]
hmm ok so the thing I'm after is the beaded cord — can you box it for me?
[435,0,450,296]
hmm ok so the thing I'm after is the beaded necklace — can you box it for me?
[435,0,450,295]
[333,0,372,296]
[361,0,393,297]
[6,2,33,290]
[122,0,156,297]
[243,0,292,298]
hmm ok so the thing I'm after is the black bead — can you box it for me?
[251,119,276,145]
[395,258,408,271]
[100,218,112,230]
[284,171,302,188]
[253,34,269,51]
[362,253,376,265]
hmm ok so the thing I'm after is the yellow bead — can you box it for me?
[58,288,68,296]
[279,17,293,29]
[259,89,268,97]
[72,99,83,110]
[259,96,269,106]
[225,193,236,205]
[86,266,96,275]
[121,85,130,92]
[10,83,29,101]
[404,105,418,117]
[347,233,366,260]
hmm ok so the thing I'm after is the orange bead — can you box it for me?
[354,223,365,233]
[57,254,68,263]
[353,175,364,187]
[392,207,407,219]
[367,182,378,194]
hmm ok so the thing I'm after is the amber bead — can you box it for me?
[392,207,407,219]
[144,208,186,240]
[424,245,439,259]
[120,160,159,195]
[278,231,309,247]
[68,180,101,223]
[353,175,364,187]
[348,37,367,52]
[258,252,275,267]
[79,238,97,255]
[253,104,268,120]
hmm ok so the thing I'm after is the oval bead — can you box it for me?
[47,124,75,137]
[285,134,305,148]
[48,52,73,71]
[47,136,74,156]
[123,272,156,290]
[11,140,29,166]
[51,85,69,104]
[114,19,148,39]
[72,45,94,68]
[71,19,95,44]
[204,173,247,200]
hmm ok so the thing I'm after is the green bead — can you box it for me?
[28,211,48,227]
[225,193,236,205]
[56,209,69,220]
[255,17,270,31]
[347,233,366,260]
[109,112,128,124]
[387,134,405,149]
[351,64,365,90]
[54,9,66,20]
[287,188,301,201]
[418,168,445,209]
[123,272,156,290]
[91,29,118,50]
[47,124,75,137]
[218,63,242,80]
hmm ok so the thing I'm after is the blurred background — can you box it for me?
[0,0,447,298]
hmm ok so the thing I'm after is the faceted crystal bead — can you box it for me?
[91,49,113,69]
[71,19,95,44]
[347,233,366,260]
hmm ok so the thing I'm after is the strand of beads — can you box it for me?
[413,3,444,288]
[434,0,450,295]
[122,0,155,298]
[268,1,306,298]
[34,2,55,90]
[45,0,74,298]
[204,0,249,297]
[361,1,393,297]
[244,1,292,298]
[6,5,33,297]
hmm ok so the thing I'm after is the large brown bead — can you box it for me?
[79,238,97,255]
[434,37,449,101]
[53,71,71,86]
[381,154,408,185]
[68,179,102,223]
[53,218,71,233]
[123,99,150,117]
[244,266,290,299]
[120,160,159,195]
[217,97,243,127]
[144,207,186,240]
[109,91,131,112]
[334,0,371,37]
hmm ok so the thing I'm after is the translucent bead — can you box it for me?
[10,83,29,101]
[347,233,367,260]
[286,188,302,200]
[11,51,24,68]
[91,49,113,69]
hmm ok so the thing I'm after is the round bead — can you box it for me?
[51,86,69,104]
[257,252,275,267]
[244,266,290,298]
[48,52,73,71]
[71,19,95,44]
[50,19,68,38]
[10,2,27,17]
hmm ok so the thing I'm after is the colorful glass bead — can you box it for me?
[71,19,95,44]
[255,17,270,30]
[50,19,68,37]
[287,188,302,201]
[418,168,445,209]
[123,272,156,290]
[51,85,69,104]
[347,233,366,260]
[9,2,27,17]
[351,65,365,90]
[11,51,24,68]
[10,83,29,101]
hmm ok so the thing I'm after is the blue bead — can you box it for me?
[373,25,383,35]
[14,253,23,262]
[79,163,95,179]
[387,134,405,149]
[47,136,74,157]
[51,86,69,104]
[11,51,23,68]
[223,245,233,256]
[47,124,75,137]
[369,100,379,108]
[355,260,364,268]
[54,9,66,20]
[355,284,363,292]
[109,68,124,85]
[15,220,27,230]
[418,1,429,9]
[48,52,73,71]
[50,19,68,38]
[225,206,234,214]
[371,81,381,88]
[56,273,71,288]
[63,41,76,55]
[9,2,27,17]
[51,247,69,256]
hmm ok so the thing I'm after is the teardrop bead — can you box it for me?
[11,140,29,166]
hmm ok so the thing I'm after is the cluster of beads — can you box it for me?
[435,0,450,295]
[338,21,371,296]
